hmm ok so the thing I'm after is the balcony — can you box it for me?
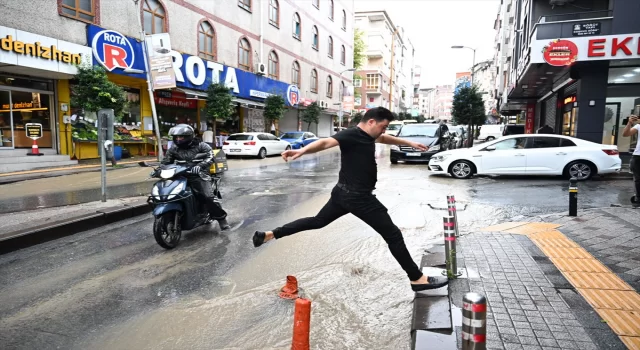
[532,10,613,41]
[366,49,384,58]
[366,86,382,94]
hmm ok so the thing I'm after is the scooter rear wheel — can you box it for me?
[153,211,182,249]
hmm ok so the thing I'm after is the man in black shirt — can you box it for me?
[252,107,448,291]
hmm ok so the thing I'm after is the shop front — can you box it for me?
[0,25,92,155]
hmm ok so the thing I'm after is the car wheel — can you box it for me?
[564,161,595,180]
[449,160,474,179]
[390,158,398,164]
[258,148,267,159]
[486,136,495,141]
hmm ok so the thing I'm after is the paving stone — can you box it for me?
[518,336,539,346]
[537,338,559,347]
[411,296,452,331]
[413,330,457,350]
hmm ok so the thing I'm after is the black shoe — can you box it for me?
[411,276,449,292]
[218,219,230,231]
[253,231,266,247]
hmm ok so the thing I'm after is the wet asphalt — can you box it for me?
[0,146,635,350]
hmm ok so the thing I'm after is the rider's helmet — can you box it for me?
[168,124,195,149]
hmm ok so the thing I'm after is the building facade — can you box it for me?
[433,85,454,121]
[496,0,640,154]
[472,60,498,116]
[0,0,354,171]
[353,10,417,113]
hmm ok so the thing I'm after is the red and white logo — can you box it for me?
[542,39,579,67]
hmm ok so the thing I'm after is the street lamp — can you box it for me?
[339,68,356,128]
[451,45,477,86]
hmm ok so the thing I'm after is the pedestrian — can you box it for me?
[252,107,449,291]
[622,114,639,208]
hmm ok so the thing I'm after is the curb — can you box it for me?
[0,201,151,255]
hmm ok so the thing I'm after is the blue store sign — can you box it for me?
[87,25,298,107]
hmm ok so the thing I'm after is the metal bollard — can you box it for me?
[443,216,458,279]
[462,292,487,350]
[569,177,578,217]
[447,195,460,237]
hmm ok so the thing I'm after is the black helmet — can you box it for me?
[169,124,195,148]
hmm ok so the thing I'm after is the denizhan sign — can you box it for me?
[87,25,298,107]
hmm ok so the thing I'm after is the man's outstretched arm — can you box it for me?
[376,134,429,151]
[281,137,339,162]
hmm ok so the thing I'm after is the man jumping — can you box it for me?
[252,107,448,291]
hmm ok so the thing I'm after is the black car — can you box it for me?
[390,123,451,164]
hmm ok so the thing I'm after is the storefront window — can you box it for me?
[122,88,141,125]
[0,90,53,148]
[606,64,640,153]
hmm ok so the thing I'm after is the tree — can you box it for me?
[353,29,366,70]
[263,94,287,135]
[205,82,234,144]
[71,65,127,120]
[350,111,364,126]
[415,114,426,123]
[451,85,486,147]
[302,102,323,131]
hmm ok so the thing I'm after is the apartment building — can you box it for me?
[495,0,640,154]
[0,0,354,171]
[472,60,498,116]
[433,85,454,121]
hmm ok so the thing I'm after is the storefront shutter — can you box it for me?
[544,95,557,132]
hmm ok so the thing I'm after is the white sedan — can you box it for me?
[428,134,622,180]
[222,132,291,159]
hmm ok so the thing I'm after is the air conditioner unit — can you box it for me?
[255,63,266,75]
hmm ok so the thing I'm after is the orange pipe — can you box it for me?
[291,298,311,350]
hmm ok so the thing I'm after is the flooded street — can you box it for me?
[0,146,633,350]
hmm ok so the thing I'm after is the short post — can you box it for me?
[291,298,311,350]
[447,195,460,237]
[443,216,458,279]
[569,177,578,217]
[462,292,487,350]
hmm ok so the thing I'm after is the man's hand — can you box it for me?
[189,165,201,174]
[630,115,638,125]
[409,141,429,152]
[282,149,304,162]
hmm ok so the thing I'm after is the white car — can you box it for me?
[428,134,621,180]
[222,132,292,159]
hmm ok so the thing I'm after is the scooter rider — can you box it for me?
[163,124,230,230]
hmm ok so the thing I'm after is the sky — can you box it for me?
[354,0,500,88]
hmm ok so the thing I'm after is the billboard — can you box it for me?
[454,72,471,95]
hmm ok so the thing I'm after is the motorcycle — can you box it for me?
[140,153,223,249]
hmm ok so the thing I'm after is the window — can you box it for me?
[491,137,527,150]
[198,21,216,61]
[293,13,301,40]
[257,134,269,141]
[269,0,279,27]
[326,76,333,97]
[342,10,347,30]
[238,38,252,71]
[560,139,577,147]
[328,36,333,58]
[340,45,346,65]
[143,0,166,34]
[312,26,319,50]
[366,74,380,89]
[268,51,279,80]
[329,0,334,20]
[312,0,319,9]
[311,69,318,93]
[340,81,345,97]
[529,137,560,148]
[292,61,301,86]
[238,0,251,11]
[60,0,95,23]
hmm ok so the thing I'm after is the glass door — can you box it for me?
[0,90,13,148]
[602,102,621,146]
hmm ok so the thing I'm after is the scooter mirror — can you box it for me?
[138,161,149,167]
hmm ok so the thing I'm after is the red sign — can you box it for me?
[525,103,535,134]
[153,92,197,109]
[587,36,639,58]
[543,39,579,66]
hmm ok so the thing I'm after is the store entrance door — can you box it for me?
[602,102,621,146]
[0,90,14,148]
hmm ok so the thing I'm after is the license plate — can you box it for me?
[406,152,422,157]
[230,149,241,152]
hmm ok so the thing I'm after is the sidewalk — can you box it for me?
[450,207,640,349]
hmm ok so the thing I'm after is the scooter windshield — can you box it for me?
[160,168,177,179]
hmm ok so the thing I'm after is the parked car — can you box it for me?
[222,132,291,159]
[477,124,505,142]
[447,125,468,149]
[503,124,525,137]
[428,134,621,180]
[279,131,319,149]
[390,123,452,164]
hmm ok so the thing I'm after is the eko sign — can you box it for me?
[532,33,640,65]
[87,25,298,106]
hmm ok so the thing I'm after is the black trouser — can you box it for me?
[632,156,640,201]
[189,178,227,220]
[272,185,423,281]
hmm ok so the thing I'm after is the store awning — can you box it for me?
[233,98,265,109]
[177,88,207,99]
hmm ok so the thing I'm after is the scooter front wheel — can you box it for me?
[153,211,182,249]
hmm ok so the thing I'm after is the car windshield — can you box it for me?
[387,124,401,130]
[227,134,253,141]
[281,132,303,139]
[397,124,439,137]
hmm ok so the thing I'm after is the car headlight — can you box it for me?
[167,182,185,200]
[430,145,440,151]
[432,154,449,162]
[390,145,399,151]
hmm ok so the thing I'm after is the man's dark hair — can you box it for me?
[361,107,395,123]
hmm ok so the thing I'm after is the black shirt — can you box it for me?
[331,127,377,191]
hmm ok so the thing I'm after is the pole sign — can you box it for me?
[145,33,176,90]
[25,123,43,139]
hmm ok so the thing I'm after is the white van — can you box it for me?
[478,124,505,142]
[386,120,416,136]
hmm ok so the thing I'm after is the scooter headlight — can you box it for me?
[160,168,176,179]
[152,185,160,200]
[167,182,185,200]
